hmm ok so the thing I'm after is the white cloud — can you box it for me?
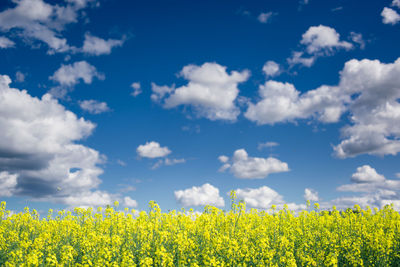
[0,74,125,207]
[247,57,400,158]
[233,186,306,211]
[151,82,174,102]
[245,81,347,125]
[131,82,142,97]
[258,142,279,150]
[49,61,104,98]
[0,36,15,48]
[218,155,229,163]
[136,141,171,158]
[15,71,25,82]
[235,186,284,209]
[82,33,124,56]
[174,183,225,207]
[219,149,289,179]
[0,0,81,53]
[327,166,400,211]
[396,173,400,179]
[151,158,185,169]
[351,165,385,183]
[381,7,400,25]
[154,62,250,121]
[123,196,138,208]
[304,188,319,201]
[333,58,400,158]
[288,25,353,67]
[0,172,18,197]
[301,25,353,54]
[79,100,110,114]
[393,0,400,8]
[116,159,126,166]
[50,61,104,86]
[257,12,274,23]
[262,61,280,77]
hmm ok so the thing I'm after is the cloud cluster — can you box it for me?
[174,183,225,207]
[288,25,353,67]
[218,149,289,179]
[0,74,136,208]
[329,165,400,210]
[131,82,142,97]
[0,0,125,55]
[152,62,250,121]
[246,57,400,158]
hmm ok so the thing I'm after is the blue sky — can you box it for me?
[1,0,400,213]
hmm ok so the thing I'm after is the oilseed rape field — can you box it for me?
[1,197,400,267]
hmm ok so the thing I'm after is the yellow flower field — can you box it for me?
[1,197,400,266]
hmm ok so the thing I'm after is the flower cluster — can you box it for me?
[0,199,399,266]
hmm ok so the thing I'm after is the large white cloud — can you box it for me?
[381,7,400,25]
[288,25,353,67]
[174,183,225,207]
[0,74,136,208]
[136,141,171,158]
[247,57,400,158]
[153,62,250,121]
[219,149,289,179]
[82,33,124,56]
[245,81,347,125]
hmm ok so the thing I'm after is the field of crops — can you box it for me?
[1,198,400,267]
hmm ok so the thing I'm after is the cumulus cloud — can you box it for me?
[136,141,171,158]
[326,166,400,211]
[233,186,306,211]
[245,80,347,125]
[0,0,94,53]
[131,82,142,97]
[218,149,289,179]
[79,100,110,114]
[49,61,104,98]
[153,62,250,121]
[351,165,385,183]
[247,57,400,158]
[0,74,129,207]
[0,36,15,48]
[288,25,353,67]
[262,61,280,77]
[174,183,225,207]
[82,33,124,55]
[304,188,319,202]
[381,7,400,25]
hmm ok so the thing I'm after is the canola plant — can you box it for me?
[0,197,400,266]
